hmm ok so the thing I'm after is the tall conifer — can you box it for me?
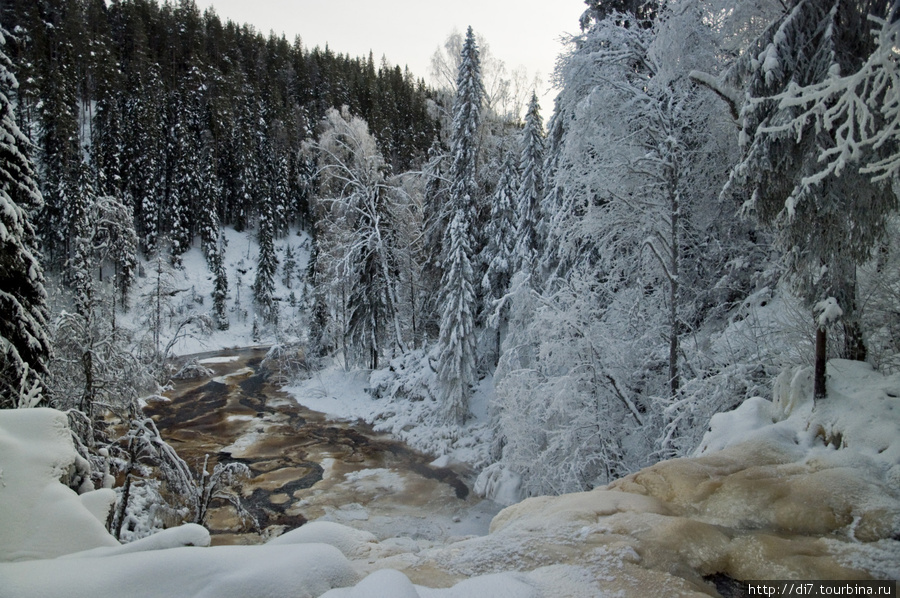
[437,26,483,424]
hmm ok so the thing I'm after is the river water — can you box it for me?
[145,348,501,546]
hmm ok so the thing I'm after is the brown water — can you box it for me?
[145,348,499,545]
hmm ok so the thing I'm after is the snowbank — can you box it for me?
[1,543,357,598]
[0,408,118,561]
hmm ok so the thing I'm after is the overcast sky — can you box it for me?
[196,1,585,104]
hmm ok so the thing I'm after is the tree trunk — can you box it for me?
[842,318,867,362]
[814,325,827,401]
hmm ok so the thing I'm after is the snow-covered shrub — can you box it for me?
[261,343,310,385]
[108,417,255,541]
[369,349,440,404]
[171,359,214,380]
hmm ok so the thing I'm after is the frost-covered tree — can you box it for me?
[438,209,478,424]
[513,92,544,277]
[58,178,139,419]
[282,243,297,289]
[436,27,484,423]
[0,32,51,408]
[714,0,898,362]
[313,107,400,369]
[489,5,760,493]
[480,152,519,361]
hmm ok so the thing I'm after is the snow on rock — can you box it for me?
[321,568,543,598]
[0,408,119,561]
[320,569,421,598]
[267,521,379,559]
[474,463,523,507]
[62,524,211,559]
[1,543,358,598]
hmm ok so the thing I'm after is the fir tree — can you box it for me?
[480,152,519,361]
[212,231,229,331]
[253,196,279,326]
[436,26,483,424]
[513,92,545,277]
[438,209,478,424]
[0,31,51,408]
[721,0,896,366]
[282,243,297,289]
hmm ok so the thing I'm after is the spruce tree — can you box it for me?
[436,26,483,424]
[480,152,519,363]
[212,230,229,331]
[253,196,279,326]
[0,32,51,408]
[282,244,297,289]
[513,92,545,277]
[723,0,896,364]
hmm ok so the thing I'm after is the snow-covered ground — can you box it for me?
[284,352,495,477]
[3,359,898,597]
[123,226,311,357]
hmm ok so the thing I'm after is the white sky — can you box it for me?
[196,1,585,105]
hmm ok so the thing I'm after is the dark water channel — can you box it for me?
[145,348,494,545]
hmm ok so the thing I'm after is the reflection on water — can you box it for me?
[146,349,499,545]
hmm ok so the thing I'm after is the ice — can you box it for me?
[197,356,241,364]
[474,462,523,506]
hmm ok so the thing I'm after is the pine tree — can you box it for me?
[0,32,51,408]
[436,26,483,424]
[513,92,545,277]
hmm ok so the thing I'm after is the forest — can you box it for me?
[1,0,899,558]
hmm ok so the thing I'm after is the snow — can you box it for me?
[4,358,900,596]
[284,352,494,471]
[267,521,379,559]
[815,296,844,327]
[0,408,118,562]
[1,543,357,598]
[121,226,311,357]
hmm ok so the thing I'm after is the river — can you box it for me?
[144,348,501,546]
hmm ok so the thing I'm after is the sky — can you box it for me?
[196,1,585,105]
